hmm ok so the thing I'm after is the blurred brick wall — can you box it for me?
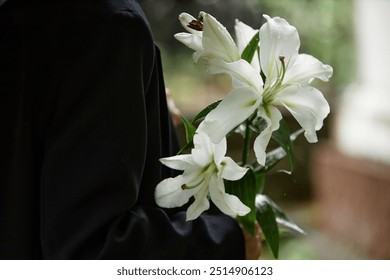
[313,143,390,259]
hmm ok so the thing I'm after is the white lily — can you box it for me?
[174,11,241,63]
[154,126,250,221]
[174,13,203,52]
[234,19,260,72]
[202,14,333,165]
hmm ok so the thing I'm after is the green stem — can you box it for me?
[242,115,256,165]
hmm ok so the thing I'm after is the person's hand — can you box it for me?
[241,222,262,260]
[165,88,181,127]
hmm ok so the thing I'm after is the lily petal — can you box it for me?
[159,154,194,171]
[209,175,251,217]
[196,122,227,166]
[199,11,240,63]
[210,136,227,166]
[277,85,330,143]
[178,13,203,35]
[219,157,248,181]
[202,87,261,144]
[284,54,333,85]
[155,175,197,208]
[206,58,263,92]
[186,184,210,221]
[260,14,300,85]
[192,128,214,167]
[234,19,261,72]
[174,33,203,51]
[253,105,283,165]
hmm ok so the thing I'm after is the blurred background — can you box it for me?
[138,0,390,260]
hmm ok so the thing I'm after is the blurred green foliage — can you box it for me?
[249,0,355,101]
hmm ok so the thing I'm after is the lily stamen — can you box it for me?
[188,20,203,31]
[278,56,287,83]
[263,55,289,104]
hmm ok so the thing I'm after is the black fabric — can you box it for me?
[0,0,245,259]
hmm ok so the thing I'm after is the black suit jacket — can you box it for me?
[0,0,245,259]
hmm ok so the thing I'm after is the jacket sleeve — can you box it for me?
[40,9,245,259]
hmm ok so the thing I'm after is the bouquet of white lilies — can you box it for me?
[155,11,333,258]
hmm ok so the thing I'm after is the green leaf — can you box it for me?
[177,140,193,155]
[241,33,260,64]
[271,119,295,171]
[191,99,222,124]
[264,195,306,235]
[254,128,304,174]
[289,128,304,142]
[249,116,267,134]
[224,168,258,236]
[260,195,305,235]
[180,115,196,144]
[255,173,266,194]
[256,196,279,259]
[262,146,287,173]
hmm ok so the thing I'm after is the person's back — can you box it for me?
[0,0,249,259]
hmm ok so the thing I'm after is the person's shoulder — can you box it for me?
[114,0,149,22]
[61,0,152,33]
[106,0,154,43]
[103,0,149,27]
